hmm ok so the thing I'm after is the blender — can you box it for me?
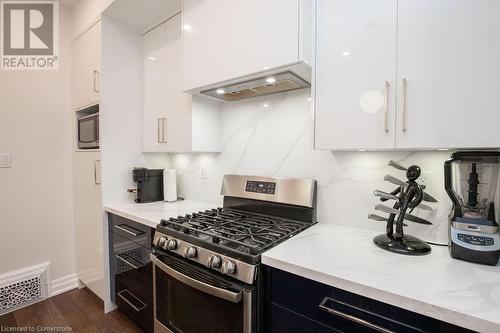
[444,151,500,265]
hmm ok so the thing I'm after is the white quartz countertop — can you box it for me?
[104,199,217,228]
[262,224,500,333]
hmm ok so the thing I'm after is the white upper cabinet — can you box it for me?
[314,0,397,150]
[142,14,222,153]
[315,0,500,150]
[72,20,101,110]
[181,0,311,92]
[396,0,500,149]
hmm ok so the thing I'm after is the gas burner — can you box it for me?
[159,208,308,256]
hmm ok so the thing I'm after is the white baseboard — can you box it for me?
[49,273,79,297]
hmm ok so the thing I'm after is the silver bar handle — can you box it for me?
[319,297,394,333]
[162,117,167,143]
[93,160,101,185]
[151,254,242,303]
[157,118,162,143]
[114,224,144,236]
[117,290,147,312]
[93,70,100,93]
[402,78,407,132]
[384,81,390,133]
[116,253,142,270]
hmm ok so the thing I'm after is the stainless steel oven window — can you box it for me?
[151,254,255,333]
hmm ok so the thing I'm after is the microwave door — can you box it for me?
[78,114,99,148]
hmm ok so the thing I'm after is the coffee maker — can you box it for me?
[127,168,164,203]
[444,151,500,265]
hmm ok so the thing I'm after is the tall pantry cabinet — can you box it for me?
[72,20,104,299]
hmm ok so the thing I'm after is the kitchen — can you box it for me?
[0,0,499,332]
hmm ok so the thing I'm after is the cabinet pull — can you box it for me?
[401,78,407,132]
[116,253,142,270]
[93,70,100,93]
[93,159,101,185]
[384,81,390,133]
[319,297,394,333]
[115,224,145,236]
[117,290,147,312]
[157,118,162,143]
[162,117,167,143]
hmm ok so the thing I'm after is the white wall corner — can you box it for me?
[49,273,79,297]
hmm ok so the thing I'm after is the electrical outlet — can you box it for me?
[0,153,11,168]
[200,164,208,179]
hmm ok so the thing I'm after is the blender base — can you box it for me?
[374,234,432,255]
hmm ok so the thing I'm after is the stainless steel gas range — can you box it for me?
[150,175,317,333]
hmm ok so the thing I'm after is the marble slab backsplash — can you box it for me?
[144,89,454,244]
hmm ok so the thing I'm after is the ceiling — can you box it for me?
[103,0,182,34]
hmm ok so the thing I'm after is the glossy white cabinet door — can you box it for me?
[163,14,193,152]
[142,20,168,152]
[314,0,397,150]
[182,0,299,91]
[397,0,500,149]
[73,151,104,299]
[142,14,221,153]
[72,21,101,110]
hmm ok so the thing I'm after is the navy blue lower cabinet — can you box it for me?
[270,303,340,333]
[265,267,476,333]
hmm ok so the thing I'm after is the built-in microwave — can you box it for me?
[78,112,99,149]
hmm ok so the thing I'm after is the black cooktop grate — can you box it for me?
[159,208,308,255]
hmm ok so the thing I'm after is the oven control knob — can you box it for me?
[221,260,237,275]
[166,239,177,250]
[184,246,197,259]
[157,236,167,248]
[207,255,222,269]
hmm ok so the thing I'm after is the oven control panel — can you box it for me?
[245,181,276,194]
[153,232,257,284]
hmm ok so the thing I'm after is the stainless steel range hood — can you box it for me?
[199,61,311,102]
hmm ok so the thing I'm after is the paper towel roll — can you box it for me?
[163,169,177,202]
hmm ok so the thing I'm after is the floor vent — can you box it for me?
[0,263,49,315]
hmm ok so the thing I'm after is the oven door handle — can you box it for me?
[151,254,242,303]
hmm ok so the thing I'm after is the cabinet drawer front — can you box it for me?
[270,303,339,333]
[268,268,426,333]
[115,279,153,333]
[112,232,151,274]
[110,213,153,247]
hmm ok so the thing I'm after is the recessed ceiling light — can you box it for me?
[307,97,312,101]
[216,89,225,95]
[182,25,192,31]
[342,51,351,56]
[263,103,270,108]
[265,77,276,84]
[263,66,269,70]
[148,56,156,60]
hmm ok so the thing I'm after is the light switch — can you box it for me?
[0,153,11,168]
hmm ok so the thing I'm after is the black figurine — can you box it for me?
[373,165,432,255]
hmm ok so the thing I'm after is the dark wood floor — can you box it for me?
[0,288,143,332]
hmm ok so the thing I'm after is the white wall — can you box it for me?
[146,90,454,244]
[0,5,76,280]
